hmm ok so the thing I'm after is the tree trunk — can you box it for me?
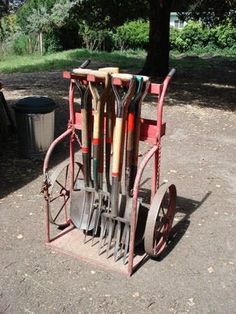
[141,0,172,79]
[39,32,43,55]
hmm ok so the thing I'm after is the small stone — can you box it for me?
[208,266,214,273]
[91,270,96,275]
[17,234,23,239]
[187,298,195,306]
[132,292,140,298]
[216,184,221,188]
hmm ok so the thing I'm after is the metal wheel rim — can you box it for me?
[144,183,176,257]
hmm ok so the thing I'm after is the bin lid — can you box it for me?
[13,96,57,113]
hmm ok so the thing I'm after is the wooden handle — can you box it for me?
[111,73,133,81]
[87,70,108,79]
[98,67,119,74]
[112,117,123,176]
[72,68,92,76]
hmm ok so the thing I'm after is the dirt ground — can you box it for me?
[0,57,236,314]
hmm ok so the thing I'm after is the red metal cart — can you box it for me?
[42,65,176,276]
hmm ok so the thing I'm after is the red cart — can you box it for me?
[42,64,176,276]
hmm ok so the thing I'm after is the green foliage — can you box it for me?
[0,14,19,41]
[79,21,112,51]
[170,20,236,54]
[113,20,149,50]
[44,29,62,53]
[12,32,31,54]
[0,31,38,55]
[182,0,236,26]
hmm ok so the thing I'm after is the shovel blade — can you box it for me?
[70,190,96,231]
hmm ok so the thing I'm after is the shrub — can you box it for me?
[79,21,112,51]
[113,19,149,50]
[169,20,236,54]
[44,29,62,53]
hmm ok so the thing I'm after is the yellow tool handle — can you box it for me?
[112,117,123,175]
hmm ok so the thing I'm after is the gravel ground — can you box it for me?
[0,58,236,314]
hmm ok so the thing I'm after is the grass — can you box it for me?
[0,48,234,74]
[0,49,145,74]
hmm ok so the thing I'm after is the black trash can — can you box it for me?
[13,96,57,159]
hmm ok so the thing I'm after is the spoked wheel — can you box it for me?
[144,183,177,257]
[47,160,84,227]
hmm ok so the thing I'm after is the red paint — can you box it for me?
[127,113,135,131]
[92,138,100,145]
[82,147,89,153]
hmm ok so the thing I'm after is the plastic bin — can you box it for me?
[13,96,57,159]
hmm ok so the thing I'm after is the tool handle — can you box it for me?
[80,59,90,69]
[112,117,123,176]
[167,68,176,78]
[98,67,119,74]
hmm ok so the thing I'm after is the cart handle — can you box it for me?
[167,68,176,79]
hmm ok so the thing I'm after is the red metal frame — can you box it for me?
[42,69,175,276]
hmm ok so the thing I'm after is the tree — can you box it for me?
[141,0,236,77]
[141,0,173,78]
[180,0,236,26]
[0,0,9,18]
[26,6,51,54]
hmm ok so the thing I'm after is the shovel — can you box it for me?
[70,68,96,231]
[83,70,111,237]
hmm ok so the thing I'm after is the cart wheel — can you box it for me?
[48,160,84,227]
[144,183,176,257]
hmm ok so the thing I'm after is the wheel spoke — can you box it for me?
[73,164,83,186]
[47,161,84,227]
[55,179,67,190]
[53,196,70,222]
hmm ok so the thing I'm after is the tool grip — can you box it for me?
[167,68,176,78]
[80,59,90,69]
[112,118,123,176]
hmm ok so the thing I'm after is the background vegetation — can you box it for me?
[0,0,235,74]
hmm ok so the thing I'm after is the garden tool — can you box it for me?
[98,74,136,262]
[70,68,95,231]
[112,75,150,261]
[127,76,150,194]
[98,67,120,193]
[83,70,111,238]
[122,76,151,251]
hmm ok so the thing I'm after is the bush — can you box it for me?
[79,21,112,51]
[44,29,62,53]
[169,20,236,54]
[113,19,149,50]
